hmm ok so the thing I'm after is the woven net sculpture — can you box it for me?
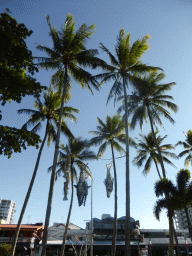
[63,154,71,201]
[104,162,114,198]
[74,167,91,206]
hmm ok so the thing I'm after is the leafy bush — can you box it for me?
[0,243,12,256]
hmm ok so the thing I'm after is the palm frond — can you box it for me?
[100,43,119,66]
[153,198,167,221]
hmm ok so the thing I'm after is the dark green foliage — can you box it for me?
[0,10,46,105]
[0,243,11,256]
[0,10,46,158]
[154,169,192,240]
[0,126,41,158]
[154,169,192,221]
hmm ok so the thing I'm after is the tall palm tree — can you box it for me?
[134,131,177,179]
[118,72,178,256]
[134,130,181,255]
[9,87,79,256]
[35,14,108,255]
[94,30,160,255]
[48,137,96,256]
[154,178,177,256]
[176,130,192,168]
[134,131,180,256]
[118,71,178,179]
[89,115,135,256]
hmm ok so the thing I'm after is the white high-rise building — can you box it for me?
[0,199,16,224]
[175,207,192,229]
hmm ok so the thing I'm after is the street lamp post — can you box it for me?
[84,169,93,256]
[91,177,93,256]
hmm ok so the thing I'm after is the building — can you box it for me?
[47,222,82,241]
[86,214,140,240]
[175,208,192,229]
[0,223,44,255]
[36,222,87,256]
[85,214,192,256]
[0,199,16,224]
[34,215,192,256]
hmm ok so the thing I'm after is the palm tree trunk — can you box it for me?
[60,166,74,256]
[110,141,117,256]
[168,210,174,256]
[173,220,180,256]
[41,66,68,256]
[184,207,192,241]
[153,159,162,179]
[10,120,49,256]
[123,76,131,256]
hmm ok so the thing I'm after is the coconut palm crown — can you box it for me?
[134,131,177,179]
[89,115,135,158]
[35,13,109,93]
[118,71,178,130]
[95,31,161,104]
[18,86,79,142]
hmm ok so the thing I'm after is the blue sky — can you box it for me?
[1,0,192,230]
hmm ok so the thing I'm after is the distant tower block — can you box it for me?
[0,199,16,224]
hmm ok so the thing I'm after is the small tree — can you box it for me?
[0,244,11,256]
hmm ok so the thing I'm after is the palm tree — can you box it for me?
[133,131,177,179]
[164,169,192,240]
[89,115,135,256]
[154,169,192,254]
[154,178,177,256]
[35,14,108,255]
[118,71,178,179]
[48,137,96,256]
[94,30,160,255]
[176,130,192,168]
[118,72,178,256]
[134,131,180,256]
[9,87,79,256]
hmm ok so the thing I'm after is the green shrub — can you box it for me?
[0,243,12,256]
